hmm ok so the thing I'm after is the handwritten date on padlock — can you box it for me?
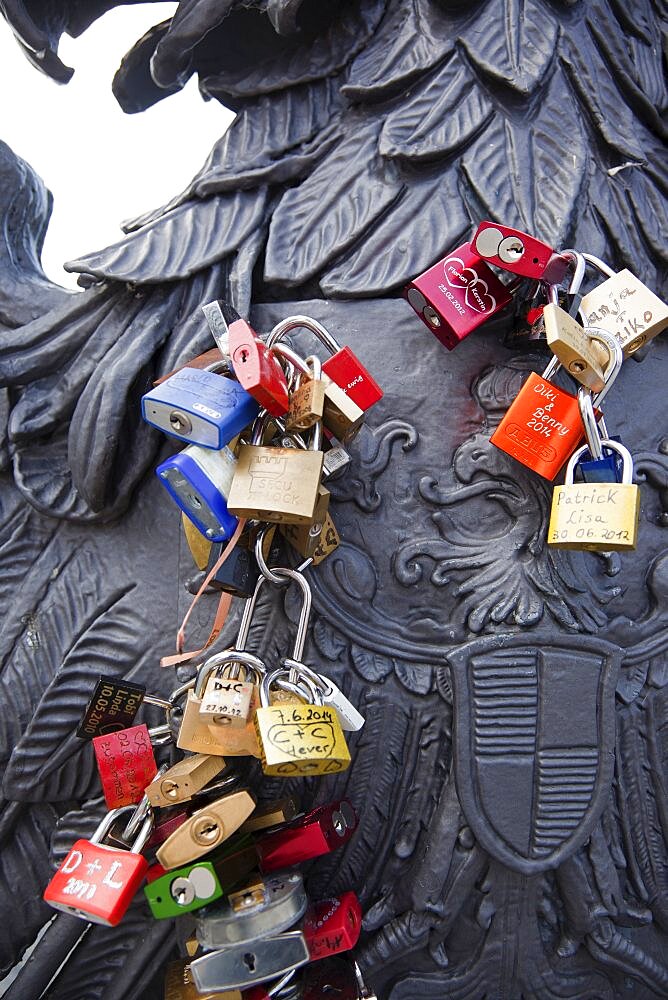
[255,704,351,776]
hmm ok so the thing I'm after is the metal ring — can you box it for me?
[255,530,287,586]
[143,694,172,712]
[122,768,166,841]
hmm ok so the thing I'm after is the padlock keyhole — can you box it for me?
[243,952,256,972]
[240,349,249,363]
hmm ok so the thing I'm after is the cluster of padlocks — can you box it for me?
[406,221,668,553]
[43,307,382,998]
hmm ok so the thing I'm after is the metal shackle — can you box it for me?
[586,327,623,407]
[565,438,633,486]
[546,249,586,306]
[267,315,340,355]
[91,804,154,854]
[195,650,265,699]
[577,387,604,461]
[581,252,616,280]
[259,666,322,709]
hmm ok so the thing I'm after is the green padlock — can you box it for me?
[144,860,223,919]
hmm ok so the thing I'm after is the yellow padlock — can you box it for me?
[548,439,639,551]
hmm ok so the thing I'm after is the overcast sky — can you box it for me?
[0,3,233,288]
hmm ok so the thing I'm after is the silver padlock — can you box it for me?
[291,662,365,732]
[190,929,310,992]
[196,872,307,949]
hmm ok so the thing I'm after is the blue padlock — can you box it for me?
[575,437,624,483]
[142,368,259,450]
[156,444,239,541]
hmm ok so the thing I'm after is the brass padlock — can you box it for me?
[180,650,265,758]
[321,373,365,443]
[156,789,257,869]
[544,306,611,393]
[279,484,330,558]
[548,439,639,551]
[226,412,324,525]
[580,255,668,356]
[255,667,351,777]
[145,754,227,808]
[281,348,325,432]
[199,659,261,727]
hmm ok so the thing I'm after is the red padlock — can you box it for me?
[228,319,289,417]
[472,221,570,282]
[92,723,158,809]
[303,891,362,960]
[44,806,153,926]
[490,357,588,480]
[257,800,358,873]
[405,242,513,350]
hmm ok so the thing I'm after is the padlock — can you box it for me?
[77,676,146,739]
[580,253,668,356]
[281,350,325,432]
[404,241,513,350]
[257,800,358,873]
[574,388,624,484]
[202,299,235,359]
[227,413,324,525]
[292,663,365,732]
[164,959,244,1000]
[200,660,261,727]
[156,789,257,869]
[205,542,260,598]
[195,872,307,949]
[320,373,365,443]
[190,930,309,993]
[548,439,640,551]
[183,513,213,571]
[142,368,259,449]
[145,860,224,918]
[145,754,228,808]
[267,314,382,413]
[93,723,158,809]
[490,356,587,480]
[44,805,153,926]
[148,809,190,849]
[303,891,362,961]
[228,317,290,416]
[255,667,351,776]
[157,443,239,541]
[279,485,330,559]
[238,798,299,835]
[472,221,570,282]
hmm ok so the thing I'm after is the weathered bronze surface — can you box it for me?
[0,2,666,997]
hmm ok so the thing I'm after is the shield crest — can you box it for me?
[447,634,622,874]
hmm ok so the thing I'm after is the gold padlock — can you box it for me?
[580,260,668,356]
[156,789,257,869]
[279,485,330,558]
[180,650,265,758]
[322,373,364,443]
[254,668,351,777]
[280,349,325,432]
[226,409,324,524]
[548,439,639,551]
[544,304,611,393]
[146,754,227,808]
[199,660,261,727]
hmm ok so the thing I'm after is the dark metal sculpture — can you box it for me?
[0,1,666,997]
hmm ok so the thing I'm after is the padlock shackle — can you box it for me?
[586,327,623,406]
[577,387,604,461]
[270,343,311,377]
[565,438,633,485]
[545,249,586,308]
[195,649,266,698]
[541,354,562,381]
[92,804,154,854]
[267,315,341,355]
[581,252,616,280]
[260,666,321,708]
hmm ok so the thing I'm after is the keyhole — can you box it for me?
[243,952,256,972]
[240,349,249,363]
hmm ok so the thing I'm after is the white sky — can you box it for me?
[0,3,233,288]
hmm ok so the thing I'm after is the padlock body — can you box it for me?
[256,800,358,872]
[177,690,230,756]
[227,445,324,524]
[144,860,223,918]
[195,872,307,948]
[472,221,570,281]
[164,960,243,1000]
[548,482,639,550]
[255,703,351,776]
[77,677,145,739]
[141,368,259,449]
[157,445,238,541]
[490,372,585,480]
[304,892,362,960]
[302,958,360,1000]
[207,684,262,756]
[44,839,148,926]
[321,377,365,442]
[543,303,608,393]
[206,542,260,598]
[191,931,309,993]
[321,346,383,412]
[279,485,330,558]
[93,724,157,809]
[285,376,325,431]
[405,242,512,350]
[580,269,668,356]
[228,319,290,416]
[200,676,255,725]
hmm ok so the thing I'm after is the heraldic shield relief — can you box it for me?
[447,635,622,874]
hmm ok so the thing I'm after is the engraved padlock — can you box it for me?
[580,252,668,357]
[404,241,513,350]
[548,439,640,551]
[472,221,570,282]
[199,658,261,728]
[255,667,351,777]
[303,891,363,961]
[156,442,239,541]
[267,314,382,414]
[155,789,257,869]
[44,805,153,926]
[195,872,308,949]
[92,723,158,809]
[226,412,324,524]
[281,349,325,432]
[145,753,228,808]
[141,367,259,449]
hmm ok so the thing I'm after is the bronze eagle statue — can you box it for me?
[0,1,666,997]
